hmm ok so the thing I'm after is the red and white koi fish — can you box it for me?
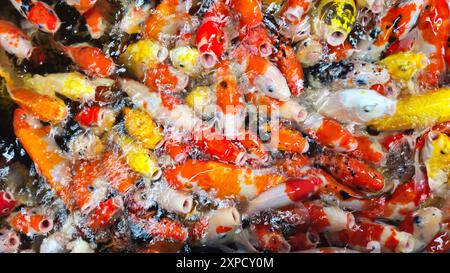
[349,135,385,166]
[278,0,312,26]
[73,152,138,212]
[0,229,20,253]
[196,0,229,68]
[415,0,450,89]
[142,0,191,41]
[129,213,188,242]
[9,0,61,33]
[237,52,291,101]
[424,221,450,253]
[120,79,202,132]
[193,127,247,165]
[248,224,291,253]
[84,6,108,39]
[355,0,424,61]
[277,0,312,42]
[0,20,33,59]
[400,207,443,251]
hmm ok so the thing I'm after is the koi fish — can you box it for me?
[9,0,61,33]
[316,152,385,193]
[313,0,357,46]
[142,0,190,41]
[400,207,443,251]
[164,159,285,200]
[83,6,108,39]
[368,87,450,131]
[13,108,72,206]
[299,113,358,152]
[415,0,450,89]
[196,0,229,68]
[119,0,152,34]
[355,0,383,14]
[190,207,241,244]
[327,219,416,253]
[240,53,291,101]
[169,46,201,76]
[230,0,272,57]
[0,229,20,253]
[421,131,450,192]
[248,224,291,253]
[123,107,164,150]
[9,88,67,123]
[355,0,424,61]
[8,208,53,236]
[0,191,17,217]
[246,176,322,214]
[0,20,33,59]
[379,52,427,83]
[274,43,305,96]
[66,0,98,14]
[214,61,245,138]
[144,63,189,92]
[119,39,168,79]
[24,72,107,101]
[120,79,202,132]
[313,88,396,124]
[58,43,115,77]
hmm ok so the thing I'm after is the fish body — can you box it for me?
[314,88,396,124]
[164,159,285,200]
[368,88,450,131]
[0,20,33,59]
[421,131,450,192]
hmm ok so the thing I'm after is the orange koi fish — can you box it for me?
[164,159,285,200]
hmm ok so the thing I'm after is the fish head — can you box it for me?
[27,2,61,33]
[253,65,291,101]
[421,131,450,191]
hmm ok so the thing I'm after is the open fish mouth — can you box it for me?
[0,0,449,254]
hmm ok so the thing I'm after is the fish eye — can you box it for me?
[38,24,43,29]
[363,105,376,113]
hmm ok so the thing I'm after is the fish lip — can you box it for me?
[199,52,218,69]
